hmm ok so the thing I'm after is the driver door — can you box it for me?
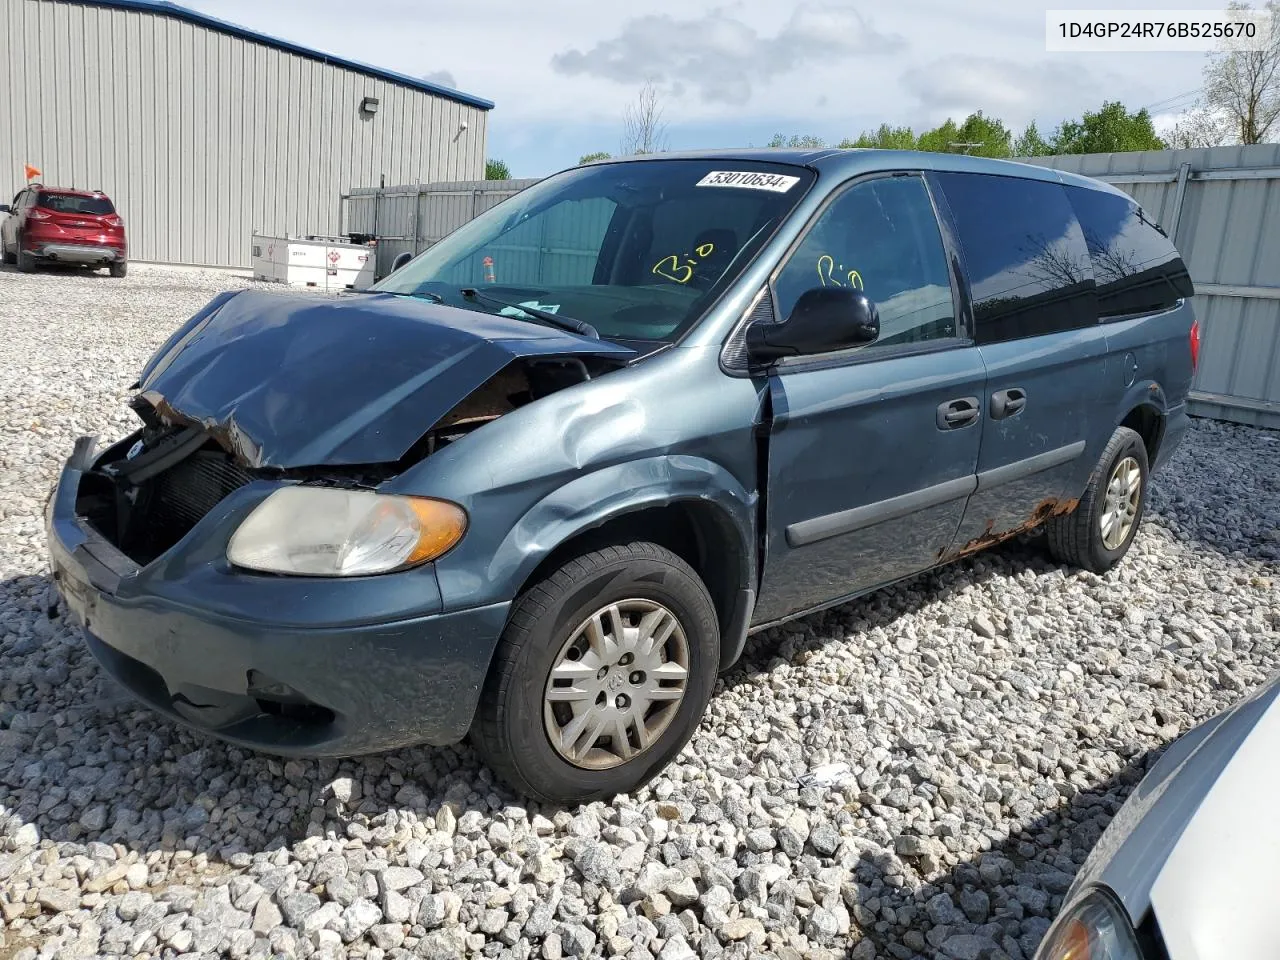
[754,173,986,624]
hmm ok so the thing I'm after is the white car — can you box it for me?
[1035,675,1280,960]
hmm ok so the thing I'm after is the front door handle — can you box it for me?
[990,388,1027,420]
[937,396,980,430]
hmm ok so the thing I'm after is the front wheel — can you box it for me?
[1046,426,1149,573]
[471,541,719,804]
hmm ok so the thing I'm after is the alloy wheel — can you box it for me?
[1100,455,1142,550]
[543,598,690,770]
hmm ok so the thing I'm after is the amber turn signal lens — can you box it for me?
[1058,918,1093,960]
[406,497,468,563]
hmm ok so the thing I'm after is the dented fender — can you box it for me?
[1116,378,1169,421]
[489,455,756,601]
[383,344,764,616]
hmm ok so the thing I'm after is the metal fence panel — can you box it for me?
[1025,145,1280,428]
[344,179,540,276]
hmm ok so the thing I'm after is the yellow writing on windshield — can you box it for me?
[653,255,694,284]
[652,242,716,284]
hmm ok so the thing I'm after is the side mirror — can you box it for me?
[390,251,413,273]
[747,287,880,363]
[0,204,10,214]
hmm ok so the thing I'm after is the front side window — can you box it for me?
[773,175,957,348]
[934,172,1095,343]
[376,160,815,344]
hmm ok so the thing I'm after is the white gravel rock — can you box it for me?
[0,264,1277,959]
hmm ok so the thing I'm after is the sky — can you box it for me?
[182,0,1218,177]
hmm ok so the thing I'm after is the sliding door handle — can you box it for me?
[937,396,980,430]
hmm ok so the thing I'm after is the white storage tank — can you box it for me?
[251,234,377,290]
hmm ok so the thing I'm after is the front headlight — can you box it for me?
[1035,888,1144,960]
[227,487,467,576]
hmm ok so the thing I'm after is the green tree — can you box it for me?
[915,118,961,154]
[767,133,827,147]
[1051,101,1167,154]
[1013,121,1056,156]
[916,112,1013,157]
[838,123,917,149]
[578,151,612,164]
[485,159,512,180]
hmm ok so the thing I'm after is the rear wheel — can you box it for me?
[1046,426,1149,573]
[109,259,127,278]
[471,541,719,803]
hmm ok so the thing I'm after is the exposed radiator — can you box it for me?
[141,450,253,559]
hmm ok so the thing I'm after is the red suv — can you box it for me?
[1,185,127,277]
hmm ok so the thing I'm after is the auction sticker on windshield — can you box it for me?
[696,171,801,192]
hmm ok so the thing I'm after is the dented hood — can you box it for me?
[137,289,634,468]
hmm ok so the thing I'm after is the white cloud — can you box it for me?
[901,57,1114,128]
[551,4,905,105]
[421,70,457,90]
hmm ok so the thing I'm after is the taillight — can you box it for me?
[1189,318,1201,373]
[27,209,50,220]
[104,216,123,228]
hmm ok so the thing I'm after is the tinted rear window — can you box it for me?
[1067,186,1193,318]
[38,193,114,215]
[934,171,1095,344]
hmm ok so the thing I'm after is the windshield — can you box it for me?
[374,159,815,343]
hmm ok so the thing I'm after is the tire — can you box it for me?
[471,541,719,804]
[1046,426,1149,573]
[15,241,36,273]
[109,259,127,278]
[1,240,14,265]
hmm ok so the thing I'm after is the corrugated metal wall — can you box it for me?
[0,0,489,268]
[1024,144,1280,429]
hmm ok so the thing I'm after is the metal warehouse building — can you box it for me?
[0,0,493,268]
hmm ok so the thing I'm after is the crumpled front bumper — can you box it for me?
[45,435,509,757]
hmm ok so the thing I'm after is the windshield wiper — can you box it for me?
[460,288,599,339]
[343,289,444,303]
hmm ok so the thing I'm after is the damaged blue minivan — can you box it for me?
[46,150,1197,802]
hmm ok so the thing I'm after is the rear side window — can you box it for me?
[37,192,115,215]
[934,172,1095,344]
[1067,186,1194,318]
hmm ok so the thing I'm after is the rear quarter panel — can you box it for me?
[1102,300,1196,467]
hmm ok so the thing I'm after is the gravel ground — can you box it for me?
[0,262,1277,960]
